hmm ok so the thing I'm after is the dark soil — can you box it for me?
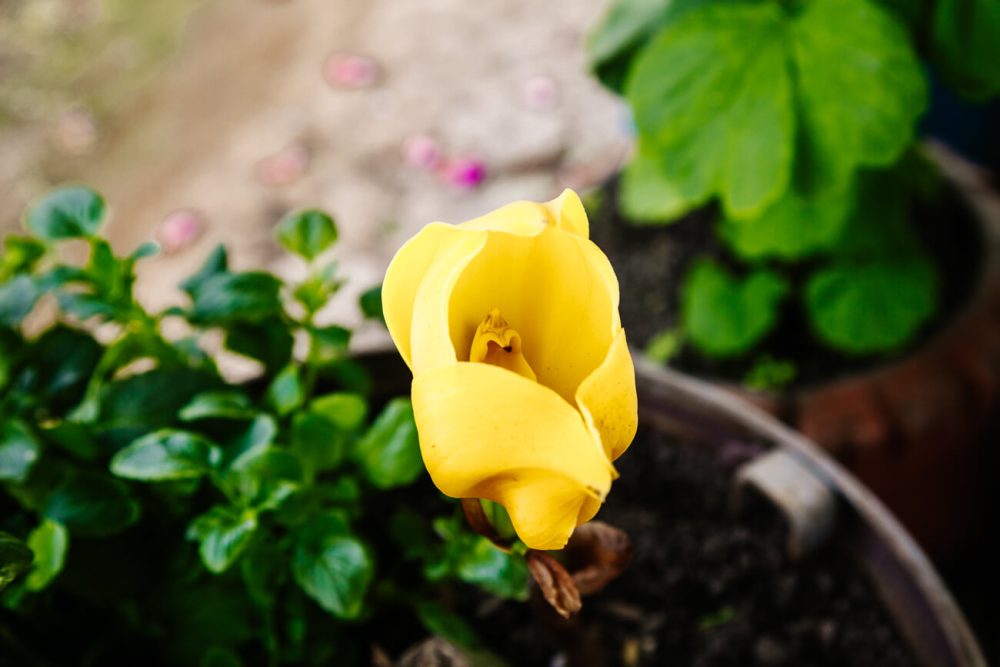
[589,180,985,388]
[474,428,916,667]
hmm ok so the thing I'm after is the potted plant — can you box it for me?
[0,188,984,665]
[584,0,1000,557]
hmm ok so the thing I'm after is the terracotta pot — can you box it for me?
[633,355,986,667]
[719,146,1000,560]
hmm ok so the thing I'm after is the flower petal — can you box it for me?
[412,362,614,550]
[384,223,487,371]
[456,189,588,238]
[448,226,617,402]
[545,189,589,238]
[576,329,638,462]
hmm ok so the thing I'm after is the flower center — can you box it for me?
[469,308,537,381]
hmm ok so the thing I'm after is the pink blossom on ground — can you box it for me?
[255,141,310,186]
[323,52,380,90]
[440,157,487,189]
[522,75,559,112]
[157,209,205,254]
[402,134,443,170]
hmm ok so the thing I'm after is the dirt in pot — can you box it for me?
[588,179,985,389]
[470,428,916,667]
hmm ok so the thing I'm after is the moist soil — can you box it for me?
[472,428,916,667]
[588,180,984,388]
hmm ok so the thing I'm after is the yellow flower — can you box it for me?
[382,190,638,550]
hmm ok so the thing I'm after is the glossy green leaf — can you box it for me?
[309,325,351,364]
[0,275,42,327]
[181,245,228,296]
[188,272,283,324]
[359,285,384,323]
[42,472,140,536]
[352,398,422,489]
[292,516,373,619]
[792,0,927,192]
[111,430,221,481]
[681,260,788,358]
[266,365,305,416]
[24,186,106,240]
[225,318,294,374]
[179,391,256,421]
[806,257,937,354]
[291,412,346,477]
[25,520,68,591]
[0,532,33,592]
[276,210,338,261]
[627,2,793,218]
[226,446,302,507]
[455,538,529,600]
[310,392,367,431]
[187,505,258,574]
[0,419,41,483]
[223,415,278,467]
[931,0,1000,99]
[718,184,856,260]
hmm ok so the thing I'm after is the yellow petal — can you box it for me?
[383,223,478,369]
[448,226,617,403]
[411,362,614,550]
[456,189,589,238]
[576,329,638,462]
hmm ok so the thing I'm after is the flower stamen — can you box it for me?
[470,308,537,381]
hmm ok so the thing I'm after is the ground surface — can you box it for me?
[1,0,631,344]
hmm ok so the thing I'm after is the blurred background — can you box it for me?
[0,0,633,340]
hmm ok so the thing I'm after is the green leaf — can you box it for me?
[223,415,278,466]
[806,257,937,354]
[681,260,788,358]
[42,472,140,536]
[626,2,794,218]
[0,275,42,327]
[352,398,422,489]
[21,326,102,408]
[309,325,351,364]
[1,235,46,280]
[791,0,927,192]
[0,532,33,592]
[292,516,373,619]
[413,600,482,651]
[225,318,294,374]
[743,355,797,391]
[311,392,367,431]
[187,505,258,574]
[24,520,68,591]
[718,183,856,261]
[644,327,684,364]
[291,412,346,477]
[359,285,384,323]
[455,538,529,600]
[226,447,302,507]
[111,430,222,481]
[276,210,338,260]
[620,145,691,223]
[0,419,41,483]
[182,245,228,296]
[24,186,106,240]
[180,391,256,421]
[588,0,671,68]
[266,364,305,416]
[931,0,1000,100]
[187,272,284,325]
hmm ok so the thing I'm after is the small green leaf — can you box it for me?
[180,391,256,421]
[931,0,1000,100]
[266,365,305,416]
[413,600,482,651]
[310,392,367,431]
[681,260,789,358]
[806,257,937,354]
[0,532,34,592]
[42,472,140,536]
[182,245,228,296]
[718,183,856,261]
[292,516,373,619]
[223,415,278,466]
[187,505,258,574]
[25,520,68,591]
[743,355,797,391]
[0,275,42,327]
[1,235,46,280]
[111,430,222,481]
[619,145,692,223]
[455,538,529,600]
[644,327,684,364]
[24,186,106,240]
[225,318,294,374]
[226,447,302,506]
[359,285,384,323]
[309,325,351,363]
[627,2,794,218]
[56,292,117,321]
[276,210,338,261]
[352,398,422,489]
[291,412,345,477]
[188,272,283,325]
[0,419,41,483]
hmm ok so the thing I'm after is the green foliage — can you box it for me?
[590,0,981,365]
[0,187,524,664]
[681,260,788,358]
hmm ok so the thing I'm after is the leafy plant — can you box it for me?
[0,187,527,665]
[590,0,998,365]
